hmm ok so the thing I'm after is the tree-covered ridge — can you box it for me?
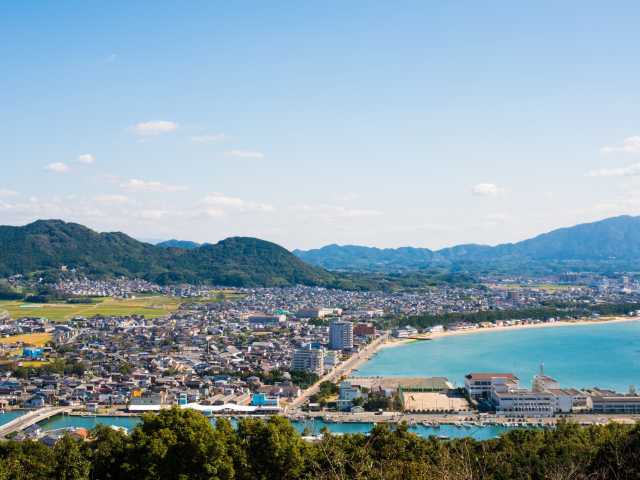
[295,215,640,273]
[396,302,640,329]
[1,408,640,479]
[0,220,337,288]
[156,239,201,249]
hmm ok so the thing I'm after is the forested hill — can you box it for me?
[295,215,640,273]
[156,239,201,249]
[0,220,338,287]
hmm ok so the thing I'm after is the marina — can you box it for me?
[33,414,518,441]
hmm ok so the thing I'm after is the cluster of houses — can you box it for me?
[0,291,384,412]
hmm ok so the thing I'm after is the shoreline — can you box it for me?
[378,316,640,349]
[425,315,639,340]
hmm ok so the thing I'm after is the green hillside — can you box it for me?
[0,220,337,287]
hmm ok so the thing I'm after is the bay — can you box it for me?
[357,321,640,392]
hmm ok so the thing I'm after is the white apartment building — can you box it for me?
[291,346,324,375]
[329,320,354,350]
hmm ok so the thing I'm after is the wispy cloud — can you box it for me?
[131,120,178,136]
[120,179,188,193]
[77,153,95,164]
[45,162,70,173]
[292,204,382,219]
[601,136,640,154]
[472,183,503,197]
[93,194,129,205]
[587,163,640,177]
[200,193,274,216]
[191,133,226,143]
[0,189,18,197]
[225,150,264,159]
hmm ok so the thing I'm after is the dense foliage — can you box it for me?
[397,302,640,329]
[0,220,337,288]
[0,220,480,290]
[1,408,640,479]
[0,282,21,301]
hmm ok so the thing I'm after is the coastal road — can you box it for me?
[288,332,389,410]
[0,407,73,438]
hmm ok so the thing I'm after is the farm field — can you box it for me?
[0,296,183,322]
[0,332,52,346]
[187,290,246,304]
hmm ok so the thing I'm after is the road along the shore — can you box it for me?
[287,332,389,410]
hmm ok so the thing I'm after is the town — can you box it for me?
[0,274,640,441]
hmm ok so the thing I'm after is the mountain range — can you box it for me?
[294,215,640,273]
[1,215,639,289]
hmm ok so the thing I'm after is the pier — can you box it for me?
[0,407,73,438]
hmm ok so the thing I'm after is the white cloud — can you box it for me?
[0,189,18,197]
[191,133,226,143]
[93,194,129,205]
[587,163,640,177]
[225,150,264,159]
[292,204,382,218]
[131,120,178,136]
[77,153,95,164]
[201,193,274,216]
[601,136,640,154]
[120,179,188,193]
[136,209,169,220]
[45,162,70,173]
[472,183,503,196]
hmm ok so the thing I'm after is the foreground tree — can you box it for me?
[125,407,234,480]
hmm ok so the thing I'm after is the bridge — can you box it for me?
[0,407,73,438]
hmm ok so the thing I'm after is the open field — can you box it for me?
[402,392,470,412]
[485,282,578,292]
[0,296,183,322]
[0,332,52,346]
[186,290,246,304]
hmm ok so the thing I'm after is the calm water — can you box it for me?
[358,321,640,391]
[38,415,511,440]
[0,411,26,425]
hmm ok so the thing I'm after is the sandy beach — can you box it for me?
[378,316,640,349]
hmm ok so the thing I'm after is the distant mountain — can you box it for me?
[295,215,640,273]
[156,239,201,250]
[292,244,434,272]
[0,220,337,287]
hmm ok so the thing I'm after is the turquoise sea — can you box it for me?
[0,411,26,425]
[37,415,512,440]
[357,321,640,391]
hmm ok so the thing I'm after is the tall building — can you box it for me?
[329,320,354,350]
[291,345,324,375]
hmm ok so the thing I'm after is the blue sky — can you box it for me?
[1,1,639,249]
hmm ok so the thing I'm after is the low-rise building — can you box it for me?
[464,373,519,400]
[337,381,364,411]
[590,391,640,413]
